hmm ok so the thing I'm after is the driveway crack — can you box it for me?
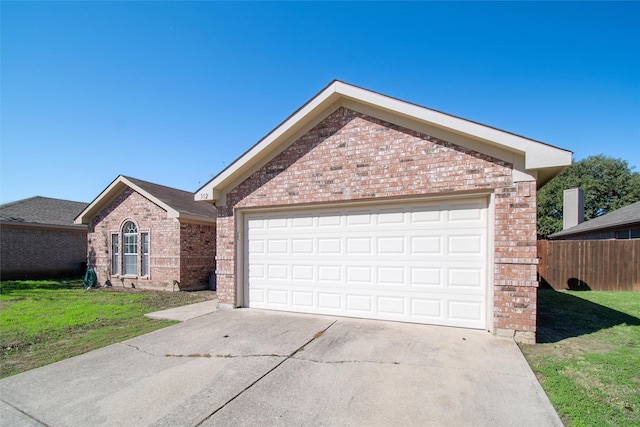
[1,398,50,426]
[123,343,289,359]
[164,353,288,359]
[194,320,337,427]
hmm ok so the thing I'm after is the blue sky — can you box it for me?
[2,1,639,204]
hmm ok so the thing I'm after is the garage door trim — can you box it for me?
[236,193,494,330]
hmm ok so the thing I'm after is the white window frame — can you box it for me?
[141,232,150,277]
[111,233,119,276]
[122,221,138,276]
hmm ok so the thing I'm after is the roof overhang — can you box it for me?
[549,220,640,239]
[1,221,87,232]
[75,175,214,225]
[196,80,572,204]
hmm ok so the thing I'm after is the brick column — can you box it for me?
[493,181,538,344]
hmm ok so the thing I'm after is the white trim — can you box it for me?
[487,192,496,333]
[236,209,246,308]
[196,81,572,203]
[237,193,492,330]
[75,176,216,225]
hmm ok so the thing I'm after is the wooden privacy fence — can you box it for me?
[537,240,640,292]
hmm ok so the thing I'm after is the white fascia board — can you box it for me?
[335,82,527,151]
[175,213,217,225]
[525,142,573,169]
[75,177,127,224]
[196,84,342,202]
[340,98,536,182]
[337,82,572,171]
[75,176,177,224]
[118,178,180,219]
[195,81,571,202]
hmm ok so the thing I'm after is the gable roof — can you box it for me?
[1,196,88,230]
[195,80,572,205]
[549,201,640,239]
[75,175,216,225]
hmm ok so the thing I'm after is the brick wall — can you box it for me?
[88,188,182,290]
[216,107,538,342]
[179,223,216,290]
[1,224,87,280]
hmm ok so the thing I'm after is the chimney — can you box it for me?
[563,187,584,230]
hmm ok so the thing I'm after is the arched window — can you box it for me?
[123,221,138,275]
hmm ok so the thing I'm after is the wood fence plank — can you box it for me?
[537,240,640,292]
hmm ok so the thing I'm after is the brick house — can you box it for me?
[1,197,88,280]
[75,176,216,291]
[196,81,572,343]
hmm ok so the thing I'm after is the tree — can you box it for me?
[537,154,640,239]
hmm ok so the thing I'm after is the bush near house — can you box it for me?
[0,279,215,378]
[519,289,640,426]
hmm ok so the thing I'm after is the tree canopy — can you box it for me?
[537,154,640,239]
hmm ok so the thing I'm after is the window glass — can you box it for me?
[141,232,149,276]
[123,221,138,275]
[111,234,119,275]
[615,230,630,240]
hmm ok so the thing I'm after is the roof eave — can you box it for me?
[195,81,572,203]
[175,213,217,225]
[2,220,87,231]
[75,176,177,224]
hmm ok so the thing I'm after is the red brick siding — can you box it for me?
[88,188,177,289]
[217,107,538,339]
[1,225,87,280]
[179,223,216,290]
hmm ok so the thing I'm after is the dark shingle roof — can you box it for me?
[75,175,216,225]
[1,197,89,227]
[122,176,216,218]
[550,201,640,238]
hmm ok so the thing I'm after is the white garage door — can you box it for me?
[244,198,489,329]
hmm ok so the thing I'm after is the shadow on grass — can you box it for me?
[536,288,640,343]
[0,279,81,295]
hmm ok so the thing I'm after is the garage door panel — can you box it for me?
[448,235,484,255]
[250,288,265,303]
[318,293,342,309]
[292,291,314,307]
[410,298,443,319]
[292,239,314,254]
[267,289,288,305]
[410,267,442,287]
[377,266,405,285]
[292,265,314,280]
[449,267,484,289]
[318,238,341,254]
[245,198,488,329]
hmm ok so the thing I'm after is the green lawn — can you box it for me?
[3,280,639,426]
[0,279,215,378]
[519,289,640,427]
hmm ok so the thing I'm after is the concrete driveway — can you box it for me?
[0,309,561,427]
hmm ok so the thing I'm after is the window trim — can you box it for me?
[122,221,138,276]
[141,231,150,277]
[109,220,151,280]
[111,233,119,276]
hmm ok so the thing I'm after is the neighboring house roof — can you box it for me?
[549,201,640,239]
[75,175,216,225]
[195,80,572,204]
[1,196,88,230]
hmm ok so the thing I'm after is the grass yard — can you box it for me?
[0,279,215,379]
[519,289,640,427]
